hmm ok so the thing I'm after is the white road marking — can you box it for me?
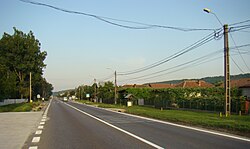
[32,137,40,143]
[40,121,45,125]
[86,105,250,143]
[117,111,250,142]
[64,102,164,149]
[43,99,52,116]
[38,125,44,129]
[29,100,52,149]
[35,130,42,135]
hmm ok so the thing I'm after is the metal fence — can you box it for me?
[144,98,248,114]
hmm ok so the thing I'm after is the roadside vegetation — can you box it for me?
[0,28,53,101]
[76,99,250,137]
[0,101,44,112]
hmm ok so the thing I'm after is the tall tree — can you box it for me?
[0,27,50,99]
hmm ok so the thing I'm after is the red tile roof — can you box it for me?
[230,78,250,88]
[175,80,214,88]
[148,84,175,89]
[122,84,148,88]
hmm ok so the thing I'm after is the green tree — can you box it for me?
[98,81,114,103]
[0,27,52,100]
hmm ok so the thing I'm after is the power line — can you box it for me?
[119,43,250,84]
[229,24,250,32]
[118,30,223,75]
[119,50,222,83]
[229,33,250,72]
[97,73,114,82]
[230,56,245,73]
[19,0,217,31]
[229,19,250,26]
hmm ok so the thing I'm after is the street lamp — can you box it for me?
[203,8,231,116]
[203,8,223,26]
[107,68,117,104]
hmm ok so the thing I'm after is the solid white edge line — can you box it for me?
[106,108,250,143]
[75,102,250,143]
[64,102,164,149]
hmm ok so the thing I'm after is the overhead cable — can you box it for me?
[119,43,250,83]
[229,33,250,72]
[19,0,217,31]
[119,50,222,83]
[118,29,223,75]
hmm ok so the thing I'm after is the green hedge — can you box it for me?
[120,87,245,113]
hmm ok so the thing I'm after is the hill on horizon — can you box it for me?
[147,73,250,85]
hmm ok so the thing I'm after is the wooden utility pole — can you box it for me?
[224,24,230,116]
[79,87,81,100]
[29,72,32,103]
[94,78,97,101]
[114,71,117,104]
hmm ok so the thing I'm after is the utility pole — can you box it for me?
[203,8,231,116]
[79,87,81,100]
[114,71,117,104]
[224,24,230,116]
[29,72,32,103]
[94,78,97,101]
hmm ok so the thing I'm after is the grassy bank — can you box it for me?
[76,100,250,137]
[0,101,43,112]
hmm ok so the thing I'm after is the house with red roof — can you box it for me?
[147,83,175,89]
[175,80,214,88]
[230,78,250,101]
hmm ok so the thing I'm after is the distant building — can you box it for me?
[122,84,148,88]
[175,80,214,88]
[230,78,250,101]
[147,83,175,89]
[122,80,214,89]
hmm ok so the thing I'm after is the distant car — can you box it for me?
[63,97,68,102]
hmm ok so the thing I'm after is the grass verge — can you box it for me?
[0,101,43,112]
[76,99,250,137]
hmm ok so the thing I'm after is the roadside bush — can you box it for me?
[120,87,244,112]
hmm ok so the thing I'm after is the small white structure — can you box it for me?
[127,101,133,107]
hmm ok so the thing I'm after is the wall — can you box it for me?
[0,99,28,106]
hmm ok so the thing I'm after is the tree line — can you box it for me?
[0,28,53,100]
[59,82,247,113]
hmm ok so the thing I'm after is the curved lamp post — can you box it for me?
[203,8,230,116]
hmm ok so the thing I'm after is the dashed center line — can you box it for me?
[29,146,38,149]
[32,137,40,143]
[40,121,45,125]
[28,99,52,149]
[35,130,42,135]
[38,125,44,129]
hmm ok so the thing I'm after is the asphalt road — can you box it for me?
[36,99,250,149]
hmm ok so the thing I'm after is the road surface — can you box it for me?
[27,99,250,149]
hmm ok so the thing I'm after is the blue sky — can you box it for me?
[1,0,250,91]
